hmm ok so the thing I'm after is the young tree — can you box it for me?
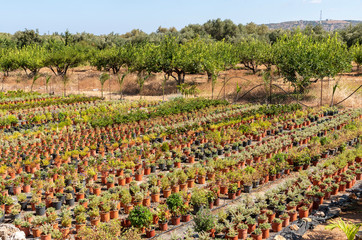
[30,74,40,92]
[0,48,18,76]
[351,43,362,71]
[15,44,45,77]
[129,43,159,99]
[44,43,86,77]
[235,39,271,74]
[44,74,51,94]
[99,72,110,98]
[157,36,203,87]
[272,33,351,97]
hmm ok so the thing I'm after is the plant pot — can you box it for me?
[288,211,298,222]
[146,228,155,238]
[251,233,262,240]
[247,223,256,234]
[244,185,252,193]
[228,192,236,199]
[198,176,206,184]
[110,210,119,219]
[52,200,62,210]
[151,193,160,203]
[66,198,75,206]
[19,201,28,211]
[281,217,290,227]
[163,189,171,198]
[238,228,248,239]
[32,227,42,238]
[35,205,46,216]
[100,211,110,222]
[181,214,190,222]
[214,198,220,206]
[91,218,100,226]
[272,222,282,232]
[298,208,309,218]
[171,215,181,225]
[159,221,168,231]
[262,228,270,239]
[267,212,275,223]
[124,204,133,214]
[227,235,238,240]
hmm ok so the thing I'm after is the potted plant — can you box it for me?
[100,201,111,222]
[227,227,238,240]
[259,222,271,239]
[129,205,152,232]
[40,223,53,240]
[228,183,238,200]
[288,209,298,222]
[180,204,191,222]
[237,223,248,240]
[88,207,100,226]
[17,193,28,210]
[193,208,216,234]
[75,212,87,232]
[150,186,160,203]
[298,205,309,218]
[271,218,283,232]
[280,213,290,227]
[166,193,183,226]
[251,227,262,240]
[157,204,171,231]
[35,202,46,216]
[246,217,257,234]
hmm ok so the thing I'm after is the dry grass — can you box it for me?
[1,66,361,107]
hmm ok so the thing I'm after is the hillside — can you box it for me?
[266,19,362,31]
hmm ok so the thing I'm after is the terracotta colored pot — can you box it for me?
[238,228,248,239]
[272,222,282,232]
[159,222,168,231]
[262,228,269,239]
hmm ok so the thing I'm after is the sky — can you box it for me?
[0,0,361,35]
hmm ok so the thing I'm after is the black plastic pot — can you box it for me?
[150,166,156,173]
[158,163,165,171]
[217,149,223,155]
[52,200,62,210]
[11,213,21,220]
[66,198,75,206]
[57,194,65,203]
[35,205,46,216]
[19,201,28,211]
[244,185,252,193]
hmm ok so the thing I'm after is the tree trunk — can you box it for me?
[320,78,323,106]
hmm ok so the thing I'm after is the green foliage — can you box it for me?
[166,193,183,213]
[193,208,216,232]
[128,206,152,229]
[326,218,361,240]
